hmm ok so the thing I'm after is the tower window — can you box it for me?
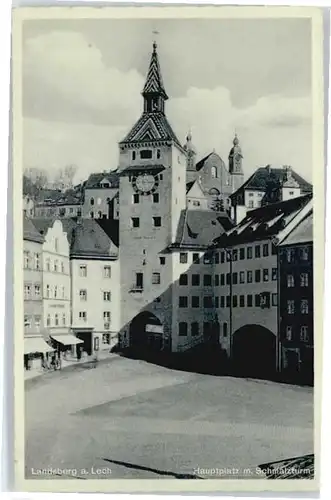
[140,150,153,159]
[153,217,161,227]
[152,272,161,285]
[159,174,163,181]
[159,256,166,265]
[131,217,140,228]
[133,194,140,204]
[157,149,161,159]
[132,151,136,160]
[152,193,159,203]
[179,322,188,336]
[90,211,94,218]
[90,198,94,206]
[135,273,143,289]
[211,166,218,178]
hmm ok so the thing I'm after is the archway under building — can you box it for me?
[232,324,276,379]
[129,311,164,353]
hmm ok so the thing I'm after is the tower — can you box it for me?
[228,133,244,193]
[183,130,197,183]
[118,41,187,350]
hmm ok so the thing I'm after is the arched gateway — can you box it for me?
[232,324,276,379]
[129,311,163,352]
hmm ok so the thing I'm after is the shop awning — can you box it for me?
[51,334,84,346]
[24,337,54,355]
[146,324,163,334]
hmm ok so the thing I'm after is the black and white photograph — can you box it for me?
[13,6,324,493]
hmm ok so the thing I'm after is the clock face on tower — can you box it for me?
[132,173,159,195]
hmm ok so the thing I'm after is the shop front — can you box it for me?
[24,336,55,371]
[71,327,94,356]
[49,331,84,362]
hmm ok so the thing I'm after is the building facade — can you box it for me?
[277,210,313,385]
[82,172,119,220]
[70,219,120,354]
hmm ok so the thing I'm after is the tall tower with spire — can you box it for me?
[183,130,197,183]
[228,133,244,193]
[118,41,187,351]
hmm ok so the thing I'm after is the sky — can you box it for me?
[22,17,312,185]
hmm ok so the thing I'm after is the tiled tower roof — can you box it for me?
[142,41,168,99]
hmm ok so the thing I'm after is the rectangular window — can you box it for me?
[263,269,269,282]
[272,293,278,306]
[191,322,199,336]
[226,251,231,262]
[179,274,188,286]
[203,296,213,308]
[255,294,261,307]
[248,200,254,208]
[54,286,58,298]
[152,272,161,284]
[226,273,231,285]
[46,314,51,327]
[286,249,294,263]
[193,253,200,264]
[239,271,245,284]
[271,243,277,255]
[191,296,199,308]
[214,252,219,264]
[215,296,219,308]
[34,253,41,270]
[80,289,87,301]
[79,311,87,322]
[232,249,238,261]
[232,272,238,285]
[152,193,159,203]
[35,315,41,330]
[180,252,188,264]
[62,286,65,299]
[220,251,225,263]
[287,275,294,287]
[54,260,58,272]
[255,269,261,283]
[131,217,140,228]
[300,273,309,287]
[79,265,87,277]
[140,149,152,159]
[24,315,31,328]
[239,295,245,307]
[192,274,200,286]
[203,253,213,264]
[300,326,309,342]
[286,326,293,341]
[203,274,212,286]
[24,284,31,299]
[239,248,245,260]
[247,295,253,307]
[62,314,66,326]
[61,262,65,273]
[103,291,111,301]
[287,300,295,314]
[46,284,50,298]
[153,217,161,227]
[223,323,228,338]
[300,247,309,261]
[179,322,188,336]
[46,258,50,272]
[263,243,269,257]
[247,247,253,259]
[247,271,253,283]
[220,273,225,286]
[233,295,238,308]
[159,256,166,265]
[300,299,309,314]
[34,284,41,297]
[255,245,261,258]
[103,311,111,321]
[23,251,30,269]
[220,296,225,308]
[272,267,277,281]
[104,266,111,278]
[179,296,188,308]
[226,295,230,308]
[133,193,140,204]
[135,272,143,289]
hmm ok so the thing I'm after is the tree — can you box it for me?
[23,167,49,197]
[52,165,78,190]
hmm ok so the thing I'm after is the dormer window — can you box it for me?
[140,150,152,159]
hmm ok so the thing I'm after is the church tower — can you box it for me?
[183,130,197,183]
[118,41,187,351]
[228,133,244,193]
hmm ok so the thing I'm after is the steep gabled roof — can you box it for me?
[170,209,234,249]
[279,210,313,246]
[23,215,44,243]
[70,219,118,260]
[195,153,213,172]
[120,112,182,147]
[230,166,312,199]
[85,171,119,189]
[31,217,56,237]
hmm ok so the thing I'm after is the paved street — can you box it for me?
[25,356,313,480]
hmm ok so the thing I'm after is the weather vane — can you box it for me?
[152,30,160,46]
